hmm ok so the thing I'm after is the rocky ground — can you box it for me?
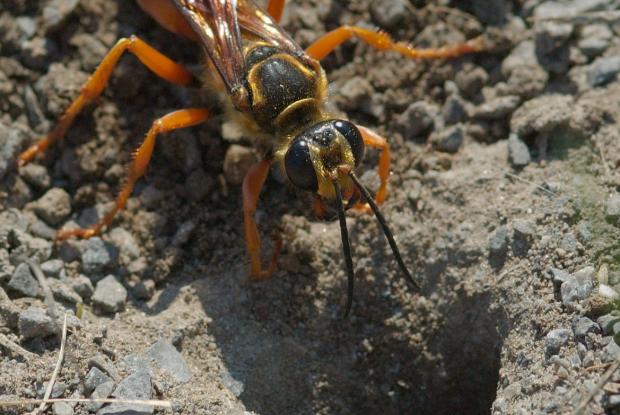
[2,0,620,414]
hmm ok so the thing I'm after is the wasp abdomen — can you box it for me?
[246,51,320,131]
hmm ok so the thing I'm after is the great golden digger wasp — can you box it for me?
[18,0,484,315]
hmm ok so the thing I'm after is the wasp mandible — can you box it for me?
[18,0,484,315]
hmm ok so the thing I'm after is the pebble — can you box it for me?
[8,263,42,298]
[107,228,140,262]
[0,286,19,328]
[430,124,464,153]
[52,402,73,415]
[92,275,127,314]
[36,381,66,398]
[605,194,620,224]
[131,279,155,300]
[88,354,120,381]
[455,66,488,99]
[472,0,510,24]
[471,96,521,120]
[602,339,620,363]
[223,145,258,185]
[597,313,620,336]
[586,56,620,87]
[70,274,94,300]
[47,278,82,304]
[578,24,612,58]
[40,259,64,278]
[510,94,572,138]
[87,380,115,412]
[395,101,438,139]
[80,237,118,274]
[442,95,467,125]
[85,366,113,395]
[19,163,50,189]
[370,0,406,29]
[561,266,594,306]
[0,121,29,180]
[6,229,52,264]
[171,220,196,247]
[32,188,72,226]
[18,306,56,339]
[507,134,531,167]
[535,21,573,74]
[99,369,153,415]
[551,268,570,286]
[560,233,579,253]
[42,0,79,32]
[512,219,536,256]
[545,328,571,357]
[488,225,509,265]
[572,316,600,345]
[146,338,192,383]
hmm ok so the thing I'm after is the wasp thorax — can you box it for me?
[284,120,365,192]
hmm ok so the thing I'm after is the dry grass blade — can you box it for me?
[0,398,172,408]
[33,313,68,415]
[572,360,620,415]
[0,333,37,361]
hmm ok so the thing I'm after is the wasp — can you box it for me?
[18,0,483,315]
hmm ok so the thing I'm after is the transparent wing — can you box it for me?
[173,0,308,95]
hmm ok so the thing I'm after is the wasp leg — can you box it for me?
[266,0,286,23]
[313,196,329,219]
[306,25,484,61]
[243,158,283,279]
[353,126,390,211]
[18,35,194,166]
[57,108,210,240]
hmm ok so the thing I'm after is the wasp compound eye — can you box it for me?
[285,138,318,191]
[334,120,364,166]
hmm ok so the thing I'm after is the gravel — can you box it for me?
[561,266,595,307]
[430,124,464,153]
[545,328,571,357]
[52,402,73,415]
[84,366,113,395]
[19,163,50,189]
[488,225,509,266]
[70,274,93,300]
[31,188,72,226]
[79,237,118,275]
[586,56,620,87]
[507,134,531,167]
[146,338,192,383]
[7,262,41,298]
[0,286,19,328]
[18,306,56,339]
[92,274,127,314]
[606,195,620,223]
[40,259,64,278]
[395,101,438,140]
[100,369,153,415]
[572,316,600,345]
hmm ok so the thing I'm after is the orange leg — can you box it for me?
[313,196,329,219]
[243,158,282,279]
[57,108,210,240]
[354,126,390,210]
[266,0,286,23]
[306,25,484,61]
[18,35,194,166]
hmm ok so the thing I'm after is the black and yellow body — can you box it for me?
[223,41,363,202]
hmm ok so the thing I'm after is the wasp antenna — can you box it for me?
[349,172,420,290]
[333,180,355,317]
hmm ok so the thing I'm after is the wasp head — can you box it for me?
[283,119,364,201]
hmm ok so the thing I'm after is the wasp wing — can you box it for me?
[173,0,308,95]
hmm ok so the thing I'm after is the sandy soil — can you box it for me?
[2,0,620,414]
